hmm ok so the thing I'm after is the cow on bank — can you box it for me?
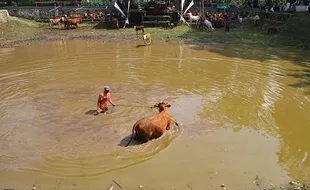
[125,102,172,146]
[48,16,65,29]
[64,17,81,29]
[111,18,119,29]
[134,25,144,34]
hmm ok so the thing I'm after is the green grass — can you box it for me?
[124,25,191,41]
[121,24,285,47]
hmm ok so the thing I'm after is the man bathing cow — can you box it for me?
[94,87,177,146]
[96,86,116,114]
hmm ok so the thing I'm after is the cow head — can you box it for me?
[153,102,171,111]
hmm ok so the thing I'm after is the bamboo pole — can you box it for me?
[202,0,204,15]
[54,0,56,18]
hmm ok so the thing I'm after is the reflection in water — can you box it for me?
[0,41,309,188]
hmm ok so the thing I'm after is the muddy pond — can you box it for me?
[0,40,309,190]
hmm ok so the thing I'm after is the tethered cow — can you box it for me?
[126,102,172,146]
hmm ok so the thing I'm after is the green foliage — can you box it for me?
[17,0,35,6]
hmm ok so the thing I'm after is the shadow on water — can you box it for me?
[118,134,143,147]
[287,69,310,94]
[85,109,97,115]
[135,44,146,48]
[85,107,115,115]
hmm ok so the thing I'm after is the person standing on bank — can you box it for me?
[224,12,230,32]
[97,86,116,114]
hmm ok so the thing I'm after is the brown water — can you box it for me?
[0,41,309,190]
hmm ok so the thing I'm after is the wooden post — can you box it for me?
[202,0,204,15]
[54,0,56,18]
[124,0,130,28]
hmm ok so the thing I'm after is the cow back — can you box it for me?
[68,18,80,25]
[112,18,118,25]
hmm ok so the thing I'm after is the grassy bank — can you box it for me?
[123,12,310,50]
[1,12,310,49]
[0,17,39,44]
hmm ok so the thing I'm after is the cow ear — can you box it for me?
[166,104,171,107]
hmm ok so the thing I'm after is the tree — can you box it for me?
[6,0,12,6]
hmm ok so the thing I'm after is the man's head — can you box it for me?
[103,86,110,92]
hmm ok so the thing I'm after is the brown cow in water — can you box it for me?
[126,102,172,146]
[143,33,151,45]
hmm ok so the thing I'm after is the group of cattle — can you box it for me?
[48,14,151,45]
[48,12,120,29]
[184,11,260,31]
[184,12,217,31]
[184,11,228,31]
[83,11,105,20]
[48,14,82,29]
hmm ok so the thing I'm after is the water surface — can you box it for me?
[0,41,309,189]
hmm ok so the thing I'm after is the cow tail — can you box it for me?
[125,124,136,147]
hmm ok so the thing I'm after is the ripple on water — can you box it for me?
[0,80,183,177]
[17,121,182,178]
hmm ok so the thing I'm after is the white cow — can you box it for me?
[198,18,215,31]
[253,15,260,26]
[187,12,200,25]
